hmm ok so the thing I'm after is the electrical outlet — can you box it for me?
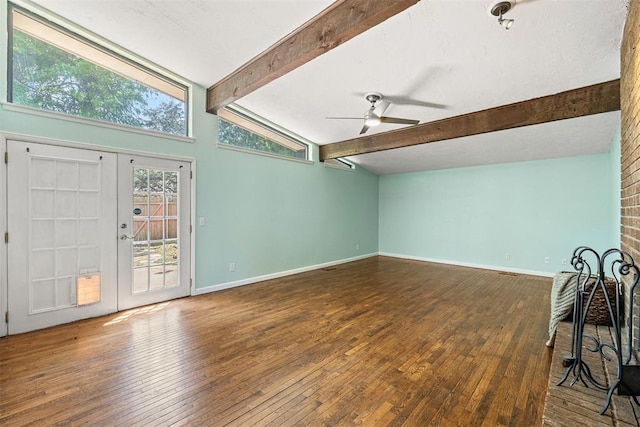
[229,262,236,272]
[356,244,359,251]
[544,257,550,264]
[505,253,511,260]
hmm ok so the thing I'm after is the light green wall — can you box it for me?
[209,147,378,283]
[0,1,379,289]
[379,154,617,275]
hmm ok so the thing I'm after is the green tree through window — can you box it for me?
[11,19,187,137]
[218,119,306,159]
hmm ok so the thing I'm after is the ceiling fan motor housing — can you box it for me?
[365,92,383,104]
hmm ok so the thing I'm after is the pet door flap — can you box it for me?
[77,274,101,306]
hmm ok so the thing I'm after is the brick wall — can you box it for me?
[621,0,640,350]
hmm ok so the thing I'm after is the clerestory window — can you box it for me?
[217,105,309,161]
[8,5,189,137]
[324,158,355,170]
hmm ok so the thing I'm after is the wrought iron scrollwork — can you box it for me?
[557,246,640,414]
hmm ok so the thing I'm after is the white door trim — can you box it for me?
[0,132,194,163]
[1,136,7,337]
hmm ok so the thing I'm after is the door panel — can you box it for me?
[117,154,191,310]
[7,141,118,334]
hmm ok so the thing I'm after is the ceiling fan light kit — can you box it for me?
[490,1,514,30]
[364,114,382,127]
[364,92,383,127]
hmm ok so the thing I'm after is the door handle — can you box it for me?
[120,234,134,240]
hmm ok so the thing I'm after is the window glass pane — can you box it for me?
[133,268,149,293]
[165,219,177,239]
[133,169,148,193]
[133,242,149,267]
[10,8,188,137]
[165,241,178,263]
[325,158,355,170]
[149,195,164,218]
[133,219,148,241]
[148,170,164,193]
[164,264,178,287]
[133,194,149,216]
[165,194,178,217]
[150,242,164,266]
[149,218,163,241]
[219,119,307,159]
[165,171,178,194]
[217,106,309,161]
[149,266,165,290]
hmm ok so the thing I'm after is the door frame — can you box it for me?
[1,132,196,335]
[1,136,7,337]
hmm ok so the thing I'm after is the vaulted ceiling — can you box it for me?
[30,0,629,175]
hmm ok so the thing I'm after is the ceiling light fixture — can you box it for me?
[490,1,514,30]
[364,112,381,127]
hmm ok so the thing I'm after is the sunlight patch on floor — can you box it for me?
[103,302,171,326]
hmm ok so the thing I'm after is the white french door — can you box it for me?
[4,142,192,334]
[117,154,191,310]
[6,141,118,334]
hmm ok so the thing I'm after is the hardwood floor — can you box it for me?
[0,256,552,426]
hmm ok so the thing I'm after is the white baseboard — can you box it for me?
[378,252,555,278]
[194,252,554,296]
[194,253,378,295]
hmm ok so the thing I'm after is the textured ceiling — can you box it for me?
[29,0,629,175]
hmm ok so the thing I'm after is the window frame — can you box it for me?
[6,2,192,139]
[324,157,355,171]
[217,104,312,163]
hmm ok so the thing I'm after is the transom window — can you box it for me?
[218,106,309,161]
[8,5,189,137]
[324,158,355,170]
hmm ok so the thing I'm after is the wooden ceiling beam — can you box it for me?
[206,0,420,114]
[319,79,621,161]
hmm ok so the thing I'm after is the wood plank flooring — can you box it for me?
[0,256,552,426]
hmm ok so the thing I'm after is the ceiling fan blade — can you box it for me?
[380,116,420,125]
[384,96,448,110]
[359,124,370,134]
[354,92,448,109]
[372,100,390,117]
[326,117,364,120]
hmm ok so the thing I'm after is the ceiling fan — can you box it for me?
[327,92,420,135]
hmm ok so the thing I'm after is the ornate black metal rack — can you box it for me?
[557,246,640,414]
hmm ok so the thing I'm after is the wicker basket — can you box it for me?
[581,277,619,326]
